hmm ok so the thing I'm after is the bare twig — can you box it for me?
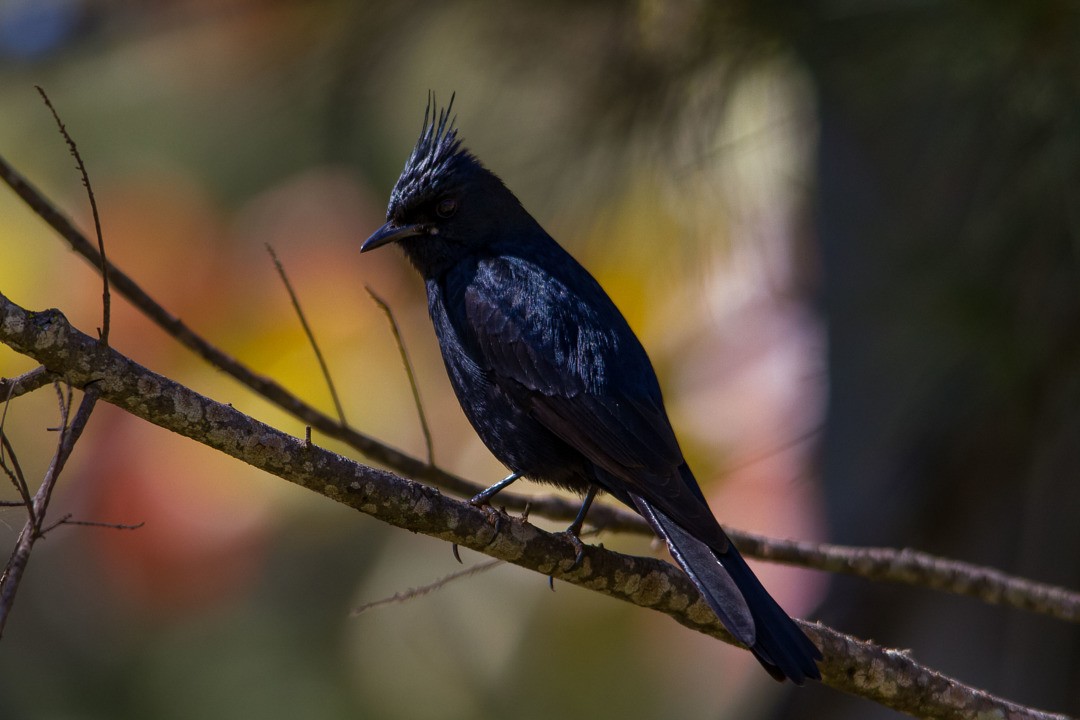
[0,298,1070,720]
[57,518,145,530]
[366,286,434,465]
[351,557,503,616]
[35,87,110,347]
[723,423,821,475]
[0,433,34,522]
[37,381,81,532]
[38,514,145,535]
[266,243,348,425]
[50,380,72,430]
[1,381,34,515]
[0,367,55,401]
[0,382,99,638]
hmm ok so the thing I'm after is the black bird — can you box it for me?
[361,97,822,683]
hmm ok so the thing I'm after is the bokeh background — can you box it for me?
[1,2,1077,719]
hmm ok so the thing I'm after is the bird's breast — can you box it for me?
[424,274,591,491]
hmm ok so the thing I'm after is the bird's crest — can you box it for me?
[390,92,471,213]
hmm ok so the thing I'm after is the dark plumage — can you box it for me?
[361,96,822,683]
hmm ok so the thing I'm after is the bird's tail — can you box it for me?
[631,495,822,684]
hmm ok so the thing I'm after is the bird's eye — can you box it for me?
[435,197,458,219]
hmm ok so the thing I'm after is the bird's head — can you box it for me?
[361,94,534,278]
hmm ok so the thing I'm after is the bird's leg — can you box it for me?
[469,471,522,506]
[561,485,598,569]
[468,472,521,542]
[566,484,598,537]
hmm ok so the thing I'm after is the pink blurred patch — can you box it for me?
[82,402,273,618]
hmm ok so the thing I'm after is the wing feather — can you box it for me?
[462,254,721,540]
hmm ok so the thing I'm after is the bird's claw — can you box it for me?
[561,528,587,570]
[471,501,506,545]
[558,485,597,570]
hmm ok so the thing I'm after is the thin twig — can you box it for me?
[0,434,33,523]
[0,384,99,638]
[366,286,434,465]
[0,367,55,401]
[38,381,75,533]
[35,87,110,347]
[266,243,348,425]
[351,557,503,616]
[58,518,145,530]
[0,380,34,516]
[723,423,821,475]
[38,514,145,535]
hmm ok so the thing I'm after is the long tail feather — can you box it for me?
[632,494,822,684]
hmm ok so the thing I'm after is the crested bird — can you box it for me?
[361,96,821,683]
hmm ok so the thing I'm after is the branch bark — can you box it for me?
[733,532,1079,623]
[0,292,1072,720]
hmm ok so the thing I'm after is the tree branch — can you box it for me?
[0,293,1073,720]
[2,151,1079,627]
[734,531,1079,623]
[1,367,56,401]
[0,379,98,638]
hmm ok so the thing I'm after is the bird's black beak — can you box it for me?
[361,222,423,253]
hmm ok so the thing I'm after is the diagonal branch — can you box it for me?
[2,154,1079,626]
[0,293,1071,720]
[0,150,640,527]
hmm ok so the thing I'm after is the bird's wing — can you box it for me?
[463,254,720,540]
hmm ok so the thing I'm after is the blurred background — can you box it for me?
[1,1,1077,718]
